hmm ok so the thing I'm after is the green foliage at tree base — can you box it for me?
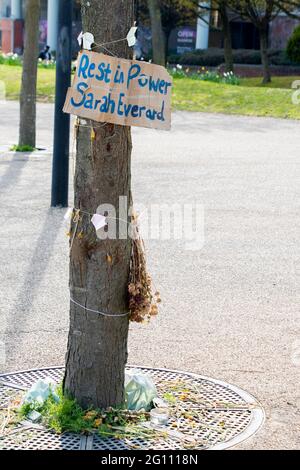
[19,385,148,437]
[10,144,36,152]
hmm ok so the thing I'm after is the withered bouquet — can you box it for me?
[128,217,161,323]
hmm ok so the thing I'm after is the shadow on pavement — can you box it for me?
[4,208,65,366]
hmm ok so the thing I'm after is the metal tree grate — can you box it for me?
[0,429,84,451]
[0,366,264,450]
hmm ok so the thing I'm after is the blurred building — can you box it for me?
[207,10,299,51]
[0,0,298,56]
[0,0,81,55]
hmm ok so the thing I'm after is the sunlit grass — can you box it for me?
[240,76,300,89]
[173,78,300,119]
[0,64,55,102]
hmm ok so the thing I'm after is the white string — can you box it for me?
[91,42,118,58]
[87,40,138,63]
[71,207,132,227]
[99,37,128,47]
[91,37,127,50]
[70,296,129,317]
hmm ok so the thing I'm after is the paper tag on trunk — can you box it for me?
[127,27,138,47]
[78,31,94,50]
[91,214,107,230]
[77,32,83,46]
[64,208,73,220]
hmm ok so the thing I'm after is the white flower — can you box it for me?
[176,64,183,70]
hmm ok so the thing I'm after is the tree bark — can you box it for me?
[148,0,166,66]
[259,26,271,84]
[219,1,233,73]
[19,0,40,148]
[63,0,134,409]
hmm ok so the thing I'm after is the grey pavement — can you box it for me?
[0,101,300,449]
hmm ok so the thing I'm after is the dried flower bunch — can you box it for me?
[128,217,161,323]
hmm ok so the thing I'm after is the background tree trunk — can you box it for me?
[19,0,40,148]
[148,0,166,66]
[63,0,134,409]
[219,1,233,73]
[259,26,271,84]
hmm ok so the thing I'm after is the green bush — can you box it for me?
[286,25,300,64]
[268,49,296,65]
[168,48,298,67]
[170,48,227,67]
[233,49,262,65]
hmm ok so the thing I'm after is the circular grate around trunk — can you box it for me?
[0,366,264,450]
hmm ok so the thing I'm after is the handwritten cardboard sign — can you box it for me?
[63,51,172,131]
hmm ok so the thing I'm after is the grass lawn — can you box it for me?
[173,77,300,119]
[0,64,55,102]
[1,64,300,119]
[240,76,299,89]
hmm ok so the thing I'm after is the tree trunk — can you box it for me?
[19,0,40,148]
[260,26,271,84]
[148,0,165,66]
[63,0,134,409]
[219,1,233,73]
